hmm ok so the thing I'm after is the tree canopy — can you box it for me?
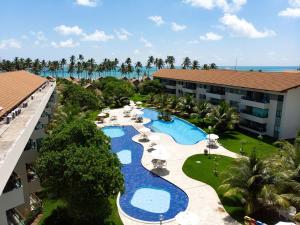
[36,119,124,222]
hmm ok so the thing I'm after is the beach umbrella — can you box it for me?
[124,105,131,110]
[151,148,169,160]
[206,134,219,140]
[132,109,143,115]
[148,134,160,142]
[136,101,142,105]
[175,211,199,225]
[138,127,151,134]
[98,112,106,117]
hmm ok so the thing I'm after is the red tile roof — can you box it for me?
[153,69,300,92]
[0,71,47,117]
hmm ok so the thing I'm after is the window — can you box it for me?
[199,94,206,100]
[277,95,284,102]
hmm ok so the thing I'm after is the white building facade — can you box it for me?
[0,71,56,225]
[154,69,300,139]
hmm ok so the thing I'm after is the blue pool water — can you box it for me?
[143,108,207,145]
[102,126,188,222]
[102,127,125,138]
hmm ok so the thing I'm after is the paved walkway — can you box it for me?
[97,106,240,225]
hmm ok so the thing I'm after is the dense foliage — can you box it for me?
[138,79,164,95]
[0,55,218,79]
[60,79,103,111]
[143,93,239,133]
[219,134,300,223]
[94,77,134,108]
[37,119,124,223]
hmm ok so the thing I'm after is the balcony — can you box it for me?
[182,87,196,94]
[239,120,266,134]
[241,96,270,109]
[240,109,268,124]
[206,91,225,100]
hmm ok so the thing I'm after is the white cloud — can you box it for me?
[200,32,223,40]
[51,39,79,48]
[188,40,200,44]
[75,0,97,7]
[220,14,276,38]
[289,0,300,8]
[171,22,187,32]
[278,0,300,18]
[54,25,83,35]
[115,28,132,40]
[81,30,114,42]
[148,16,165,26]
[133,49,140,55]
[183,0,247,13]
[140,37,153,48]
[0,39,22,49]
[279,7,300,18]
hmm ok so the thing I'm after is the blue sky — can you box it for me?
[0,0,299,66]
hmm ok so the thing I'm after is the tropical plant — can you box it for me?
[192,60,200,70]
[182,57,191,69]
[220,150,290,216]
[207,101,239,133]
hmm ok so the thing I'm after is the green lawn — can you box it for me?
[218,130,278,159]
[182,154,244,223]
[38,197,123,225]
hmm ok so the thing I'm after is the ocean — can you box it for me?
[42,66,299,79]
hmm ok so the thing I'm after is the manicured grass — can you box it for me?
[38,197,123,225]
[218,130,278,159]
[182,154,244,223]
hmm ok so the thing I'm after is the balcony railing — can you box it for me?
[240,109,268,118]
[242,96,270,104]
[239,122,266,132]
[207,90,225,95]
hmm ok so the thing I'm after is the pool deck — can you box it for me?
[96,106,240,225]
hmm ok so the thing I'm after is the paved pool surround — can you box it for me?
[97,105,240,225]
[105,126,189,222]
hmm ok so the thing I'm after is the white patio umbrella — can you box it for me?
[275,222,296,225]
[98,112,106,117]
[206,134,219,140]
[138,127,151,134]
[124,105,131,110]
[148,134,160,142]
[175,211,199,225]
[151,148,169,160]
[132,109,144,116]
[136,101,142,105]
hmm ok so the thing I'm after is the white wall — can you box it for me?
[280,87,300,139]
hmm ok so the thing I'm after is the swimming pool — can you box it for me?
[102,126,188,222]
[143,108,207,145]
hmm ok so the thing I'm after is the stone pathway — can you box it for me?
[97,106,240,225]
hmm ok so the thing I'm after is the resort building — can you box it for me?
[154,69,300,139]
[0,71,56,225]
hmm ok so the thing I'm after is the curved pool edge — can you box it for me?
[116,192,179,224]
[143,108,208,146]
[129,131,192,222]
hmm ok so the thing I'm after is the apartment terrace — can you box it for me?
[0,81,56,194]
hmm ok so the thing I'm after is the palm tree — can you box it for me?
[154,58,159,70]
[157,58,164,70]
[210,63,217,69]
[220,150,290,216]
[182,57,191,69]
[207,101,239,133]
[135,61,142,79]
[192,60,200,70]
[68,55,76,77]
[119,63,127,78]
[87,58,96,80]
[60,58,66,77]
[203,64,210,70]
[25,58,32,71]
[165,56,175,69]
